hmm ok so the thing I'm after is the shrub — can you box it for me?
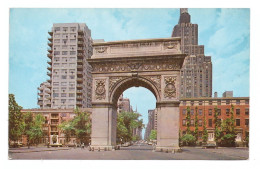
[181,134,196,146]
[220,134,236,147]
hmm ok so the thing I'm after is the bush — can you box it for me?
[220,134,236,147]
[181,134,196,146]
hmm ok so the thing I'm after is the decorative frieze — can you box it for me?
[92,59,182,73]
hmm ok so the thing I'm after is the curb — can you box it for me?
[9,148,70,153]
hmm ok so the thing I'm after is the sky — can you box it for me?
[9,8,250,134]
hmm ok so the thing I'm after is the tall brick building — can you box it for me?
[172,8,212,98]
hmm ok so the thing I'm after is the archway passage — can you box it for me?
[88,37,186,152]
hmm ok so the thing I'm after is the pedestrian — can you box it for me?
[81,142,84,149]
[74,142,76,149]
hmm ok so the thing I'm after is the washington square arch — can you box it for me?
[88,37,186,152]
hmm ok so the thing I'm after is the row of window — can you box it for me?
[54,39,77,44]
[182,99,249,106]
[54,51,77,55]
[182,108,249,116]
[54,27,77,32]
[182,118,249,127]
[53,93,75,98]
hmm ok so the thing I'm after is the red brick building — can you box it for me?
[20,108,91,145]
[179,96,249,145]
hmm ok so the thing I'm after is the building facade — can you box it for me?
[179,95,249,145]
[20,108,91,145]
[38,23,93,109]
[172,8,212,98]
[144,109,156,140]
[117,94,133,113]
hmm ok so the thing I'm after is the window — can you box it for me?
[62,45,68,49]
[62,51,68,55]
[54,39,60,43]
[70,75,75,79]
[191,101,194,106]
[61,75,67,79]
[198,119,202,126]
[217,100,221,105]
[53,82,59,86]
[236,100,240,105]
[245,119,249,126]
[208,119,212,127]
[226,100,230,105]
[53,93,59,97]
[191,109,194,116]
[182,109,186,115]
[199,109,203,116]
[226,109,230,116]
[182,101,186,106]
[236,119,240,126]
[191,119,194,126]
[199,101,203,105]
[245,108,249,115]
[209,101,212,105]
[245,100,249,104]
[69,93,75,97]
[236,109,240,115]
[54,51,60,55]
[182,119,186,126]
[218,109,221,116]
[61,82,67,86]
[61,93,66,97]
[70,51,76,55]
[208,109,212,116]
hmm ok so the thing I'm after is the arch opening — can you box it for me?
[110,77,160,106]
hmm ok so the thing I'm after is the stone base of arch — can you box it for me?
[90,103,117,151]
[155,101,181,152]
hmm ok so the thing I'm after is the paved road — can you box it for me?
[9,143,249,160]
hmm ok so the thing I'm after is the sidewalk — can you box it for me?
[9,146,70,153]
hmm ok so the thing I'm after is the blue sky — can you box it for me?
[9,8,250,132]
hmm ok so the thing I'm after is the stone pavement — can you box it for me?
[8,143,249,160]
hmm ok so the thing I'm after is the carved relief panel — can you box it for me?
[162,75,179,101]
[94,79,107,101]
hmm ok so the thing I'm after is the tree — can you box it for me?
[31,114,45,146]
[214,106,221,144]
[181,134,196,146]
[23,112,34,148]
[186,106,191,134]
[9,94,23,146]
[202,111,208,143]
[58,121,74,145]
[149,130,157,140]
[116,111,144,143]
[194,106,199,142]
[220,105,236,147]
[71,107,91,144]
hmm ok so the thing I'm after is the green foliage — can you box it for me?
[186,106,191,134]
[220,134,236,147]
[219,105,236,147]
[116,111,144,143]
[9,94,23,145]
[181,134,196,146]
[149,130,157,140]
[23,112,45,147]
[71,107,91,144]
[58,121,74,144]
[214,106,222,143]
[202,111,208,143]
[194,106,199,141]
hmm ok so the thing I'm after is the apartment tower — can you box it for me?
[172,8,212,98]
[38,23,93,109]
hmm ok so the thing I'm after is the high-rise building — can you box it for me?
[37,82,51,108]
[144,109,156,140]
[172,8,212,98]
[38,23,93,109]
